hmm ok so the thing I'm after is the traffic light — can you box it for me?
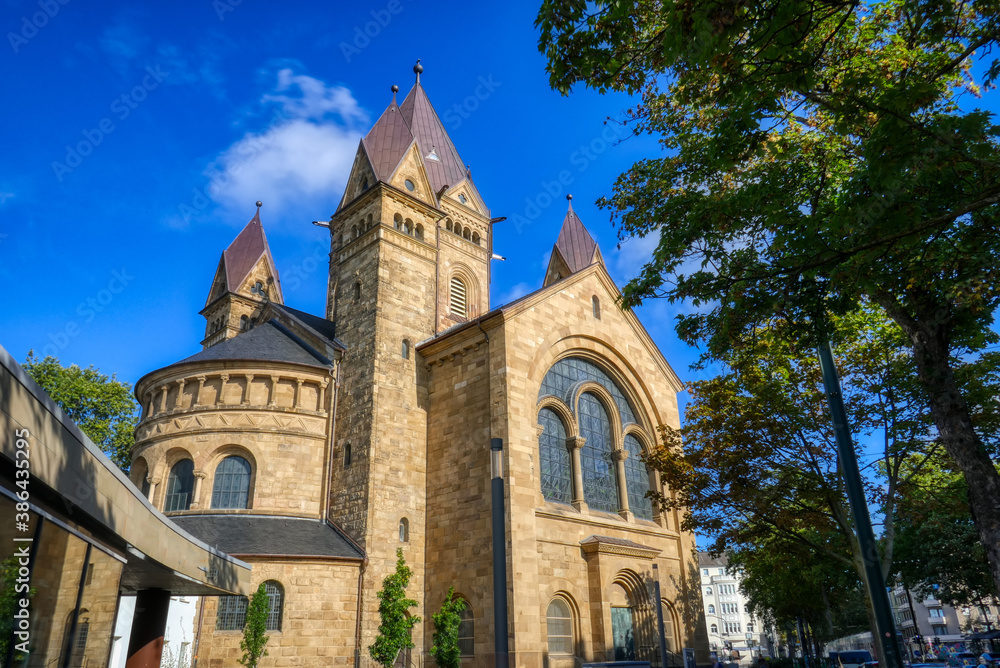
[912,636,922,644]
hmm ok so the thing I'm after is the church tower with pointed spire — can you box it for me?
[200,202,284,349]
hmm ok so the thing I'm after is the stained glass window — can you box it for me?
[164,459,195,512]
[458,605,474,656]
[211,456,251,509]
[539,357,636,426]
[624,434,653,520]
[578,393,619,513]
[538,408,572,504]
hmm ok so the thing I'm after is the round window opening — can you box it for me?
[404,179,415,192]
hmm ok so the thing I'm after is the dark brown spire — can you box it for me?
[221,206,283,303]
[399,82,467,195]
[543,195,602,286]
[362,100,414,182]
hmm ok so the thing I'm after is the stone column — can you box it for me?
[294,380,304,409]
[146,477,161,507]
[175,379,186,410]
[612,449,632,520]
[125,588,171,668]
[219,374,229,405]
[243,374,254,405]
[157,386,168,414]
[567,436,587,512]
[268,375,280,407]
[191,470,208,509]
[194,376,206,407]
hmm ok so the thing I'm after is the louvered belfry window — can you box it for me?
[450,276,468,319]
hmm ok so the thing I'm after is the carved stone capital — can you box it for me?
[566,436,586,451]
[193,470,208,480]
[611,449,629,462]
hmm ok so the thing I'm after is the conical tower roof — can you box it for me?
[543,196,602,286]
[362,100,414,182]
[398,82,467,194]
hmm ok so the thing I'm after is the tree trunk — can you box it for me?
[875,294,1000,598]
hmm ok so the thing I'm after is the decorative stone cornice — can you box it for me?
[580,535,661,560]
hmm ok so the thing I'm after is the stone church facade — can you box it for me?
[129,65,708,668]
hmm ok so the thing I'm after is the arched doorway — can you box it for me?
[610,583,636,660]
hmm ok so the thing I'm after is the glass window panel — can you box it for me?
[578,393,619,513]
[264,581,283,631]
[74,545,123,668]
[539,357,637,427]
[547,599,574,656]
[537,409,572,504]
[211,456,251,509]
[624,435,653,520]
[458,606,474,656]
[164,459,195,512]
[216,596,248,631]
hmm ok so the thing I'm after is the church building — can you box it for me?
[129,63,707,668]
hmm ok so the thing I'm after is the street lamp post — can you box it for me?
[490,438,509,668]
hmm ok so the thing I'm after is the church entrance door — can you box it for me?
[612,607,636,660]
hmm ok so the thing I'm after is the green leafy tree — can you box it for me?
[370,549,420,668]
[22,352,138,471]
[239,583,270,668]
[537,0,1000,594]
[430,587,467,668]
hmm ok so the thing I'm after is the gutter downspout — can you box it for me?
[320,357,342,520]
[355,557,369,668]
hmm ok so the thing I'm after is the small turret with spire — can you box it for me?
[542,194,603,286]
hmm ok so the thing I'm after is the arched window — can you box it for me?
[578,393,619,513]
[662,602,679,652]
[361,178,369,191]
[539,357,637,425]
[403,218,413,235]
[710,624,718,634]
[708,604,716,614]
[353,282,362,303]
[415,224,424,240]
[454,223,462,237]
[446,219,453,232]
[537,408,572,504]
[164,459,195,512]
[211,456,252,509]
[344,443,352,468]
[472,231,481,245]
[240,315,249,331]
[264,581,284,631]
[624,434,653,520]
[449,276,468,319]
[394,213,403,230]
[402,339,411,360]
[367,213,373,228]
[216,596,248,630]
[399,517,409,542]
[592,295,601,319]
[458,605,474,656]
[462,228,471,240]
[352,224,359,239]
[546,598,573,655]
[705,587,712,595]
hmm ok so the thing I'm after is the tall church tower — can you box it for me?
[324,61,493,652]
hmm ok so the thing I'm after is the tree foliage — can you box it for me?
[22,352,138,472]
[239,583,271,668]
[370,548,420,668]
[537,0,1000,594]
[430,587,467,668]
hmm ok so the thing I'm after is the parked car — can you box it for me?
[836,651,875,668]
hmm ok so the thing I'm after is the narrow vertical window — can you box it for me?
[592,295,601,319]
[537,409,572,504]
[264,581,284,631]
[546,599,573,655]
[578,393,619,513]
[344,443,352,468]
[164,459,195,512]
[402,339,411,359]
[624,434,653,520]
[353,282,361,303]
[240,315,249,331]
[399,517,409,542]
[450,276,468,319]
[458,605,474,656]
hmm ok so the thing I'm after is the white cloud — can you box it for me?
[611,232,659,284]
[204,69,368,228]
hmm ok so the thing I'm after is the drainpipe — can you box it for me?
[355,557,368,668]
[321,358,342,520]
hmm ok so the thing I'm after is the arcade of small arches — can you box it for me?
[131,445,258,513]
[444,217,482,246]
[536,356,659,522]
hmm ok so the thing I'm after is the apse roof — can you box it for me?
[176,320,332,367]
[173,515,364,560]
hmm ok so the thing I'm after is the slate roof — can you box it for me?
[176,320,331,367]
[270,303,339,344]
[172,515,364,560]
[554,198,598,274]
[398,83,467,194]
[362,101,413,182]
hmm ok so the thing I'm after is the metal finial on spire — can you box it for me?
[566,194,573,201]
[391,84,399,103]
[256,200,262,208]
[414,58,423,84]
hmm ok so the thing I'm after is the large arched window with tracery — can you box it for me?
[578,392,619,513]
[164,459,195,512]
[624,434,653,520]
[212,455,252,509]
[538,408,572,504]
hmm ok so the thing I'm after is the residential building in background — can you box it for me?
[699,553,771,665]
[890,585,1000,657]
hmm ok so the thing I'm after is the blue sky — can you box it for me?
[1,0,698,395]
